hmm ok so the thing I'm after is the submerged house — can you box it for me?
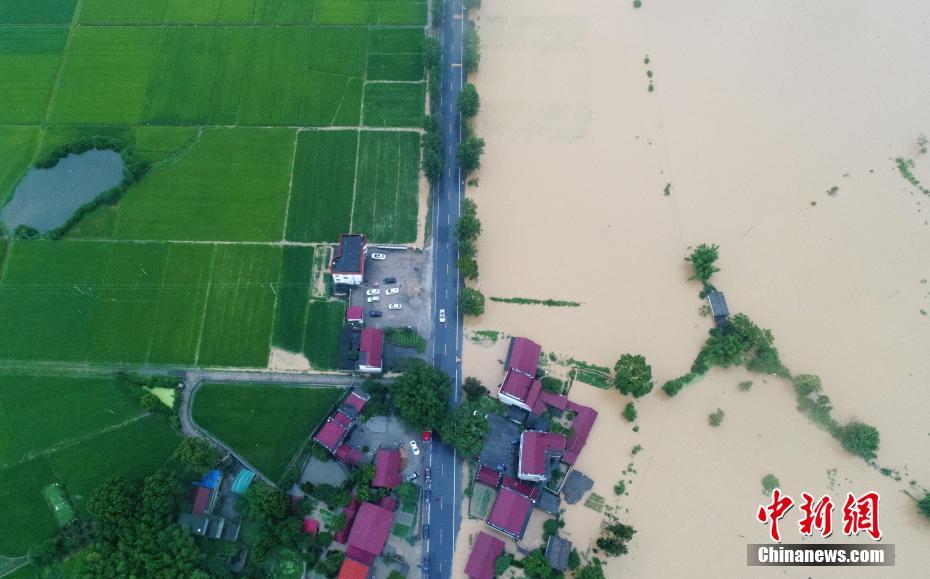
[706,290,729,327]
[517,431,566,482]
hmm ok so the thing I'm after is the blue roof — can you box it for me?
[231,470,255,495]
[707,291,729,317]
[197,469,222,490]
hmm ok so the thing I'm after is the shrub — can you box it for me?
[460,287,486,316]
[463,21,480,74]
[613,481,626,495]
[918,493,930,520]
[661,373,697,397]
[622,402,637,422]
[463,377,489,401]
[738,380,753,391]
[685,243,720,284]
[708,408,725,427]
[613,354,654,398]
[458,83,480,118]
[540,376,563,393]
[457,135,486,174]
[761,474,780,495]
[838,421,880,460]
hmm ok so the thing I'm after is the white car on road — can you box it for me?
[367,296,379,303]
[365,288,380,296]
[409,440,420,456]
[385,287,399,296]
[439,309,446,323]
[371,252,386,260]
[388,304,402,310]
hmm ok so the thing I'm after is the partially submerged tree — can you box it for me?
[596,521,636,557]
[463,376,489,401]
[456,135,486,174]
[458,83,481,118]
[685,243,721,284]
[614,354,654,398]
[439,404,489,456]
[460,287,486,316]
[838,421,880,460]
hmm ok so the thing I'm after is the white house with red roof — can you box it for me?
[497,337,543,410]
[518,431,566,482]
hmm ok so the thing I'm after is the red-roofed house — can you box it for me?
[518,431,566,482]
[563,401,598,465]
[190,486,211,515]
[302,518,319,535]
[313,418,350,453]
[372,448,402,489]
[343,390,370,414]
[486,487,534,540]
[331,234,367,286]
[346,502,394,565]
[498,370,542,412]
[506,337,541,376]
[465,531,506,579]
[501,476,541,501]
[338,557,370,579]
[538,390,568,411]
[334,443,363,466]
[358,328,384,373]
[377,496,398,512]
[347,306,364,325]
[335,497,361,544]
[475,465,502,488]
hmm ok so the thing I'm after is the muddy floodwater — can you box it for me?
[1,149,124,233]
[456,0,930,577]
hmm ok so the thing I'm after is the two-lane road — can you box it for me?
[424,0,466,577]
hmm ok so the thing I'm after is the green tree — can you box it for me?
[242,483,289,523]
[456,135,486,174]
[495,553,513,575]
[327,512,347,533]
[622,402,637,422]
[685,243,720,284]
[567,549,581,571]
[596,522,636,557]
[463,376,488,401]
[457,255,479,280]
[457,198,482,242]
[175,437,219,473]
[574,557,606,579]
[458,83,481,118]
[396,481,419,503]
[613,354,654,398]
[839,421,880,460]
[440,404,489,456]
[88,476,139,535]
[422,115,442,183]
[917,493,930,520]
[318,550,345,578]
[460,287,486,316]
[391,360,452,431]
[463,22,481,74]
[522,549,559,579]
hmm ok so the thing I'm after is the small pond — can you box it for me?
[1,149,124,234]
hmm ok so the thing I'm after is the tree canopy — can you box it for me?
[460,287,486,316]
[391,360,452,431]
[839,421,880,460]
[463,376,489,401]
[175,437,219,473]
[458,83,480,118]
[596,521,636,557]
[685,243,720,284]
[613,354,654,398]
[439,404,489,456]
[456,135,486,174]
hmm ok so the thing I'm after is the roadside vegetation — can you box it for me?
[489,296,581,307]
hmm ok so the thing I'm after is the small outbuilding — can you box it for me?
[545,535,573,572]
[706,290,729,327]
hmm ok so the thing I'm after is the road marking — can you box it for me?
[445,289,448,300]
[451,63,462,68]
[444,343,447,355]
[446,263,449,274]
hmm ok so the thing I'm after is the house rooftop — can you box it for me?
[346,502,394,565]
[486,487,534,540]
[314,418,349,453]
[190,486,211,515]
[359,327,384,371]
[334,496,361,544]
[343,390,370,413]
[475,465,502,488]
[331,234,366,274]
[334,443,362,466]
[519,431,566,479]
[563,401,598,466]
[507,337,541,376]
[373,448,402,489]
[545,535,573,572]
[338,558,370,579]
[465,531,506,579]
[500,370,542,409]
[707,290,729,318]
[347,306,364,322]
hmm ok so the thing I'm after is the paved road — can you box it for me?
[424,0,466,577]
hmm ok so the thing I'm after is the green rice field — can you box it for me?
[191,382,345,481]
[0,1,427,368]
[0,372,179,555]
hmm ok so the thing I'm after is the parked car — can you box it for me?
[439,309,446,323]
[422,523,429,535]
[422,557,430,573]
[366,296,379,303]
[421,431,432,443]
[384,277,397,284]
[388,304,402,310]
[369,311,383,318]
[425,467,431,483]
[425,487,431,499]
[385,287,399,295]
[365,288,380,296]
[409,440,420,456]
[406,471,419,482]
[371,252,386,260]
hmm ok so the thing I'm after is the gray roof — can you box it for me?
[545,535,573,571]
[536,490,561,515]
[331,234,365,274]
[560,470,594,505]
[707,290,729,318]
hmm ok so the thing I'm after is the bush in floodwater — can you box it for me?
[838,421,880,460]
[761,474,780,495]
[918,493,930,520]
[708,408,725,427]
[622,402,637,422]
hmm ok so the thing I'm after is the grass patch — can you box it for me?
[272,246,314,352]
[583,492,605,513]
[489,296,581,307]
[469,330,500,344]
[191,383,345,481]
[285,130,357,243]
[363,82,425,127]
[384,327,426,352]
[302,300,347,370]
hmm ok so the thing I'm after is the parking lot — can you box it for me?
[350,247,433,340]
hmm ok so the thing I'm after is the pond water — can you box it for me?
[1,149,124,233]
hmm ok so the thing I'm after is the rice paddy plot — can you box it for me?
[78,0,169,24]
[363,82,426,127]
[313,0,369,25]
[93,128,295,242]
[0,373,142,466]
[0,27,69,124]
[285,130,358,243]
[352,131,421,243]
[369,1,427,25]
[303,300,347,370]
[50,27,160,125]
[197,244,283,368]
[367,28,425,82]
[0,0,76,24]
[191,382,345,481]
[0,127,39,205]
[238,27,313,126]
[272,246,314,352]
